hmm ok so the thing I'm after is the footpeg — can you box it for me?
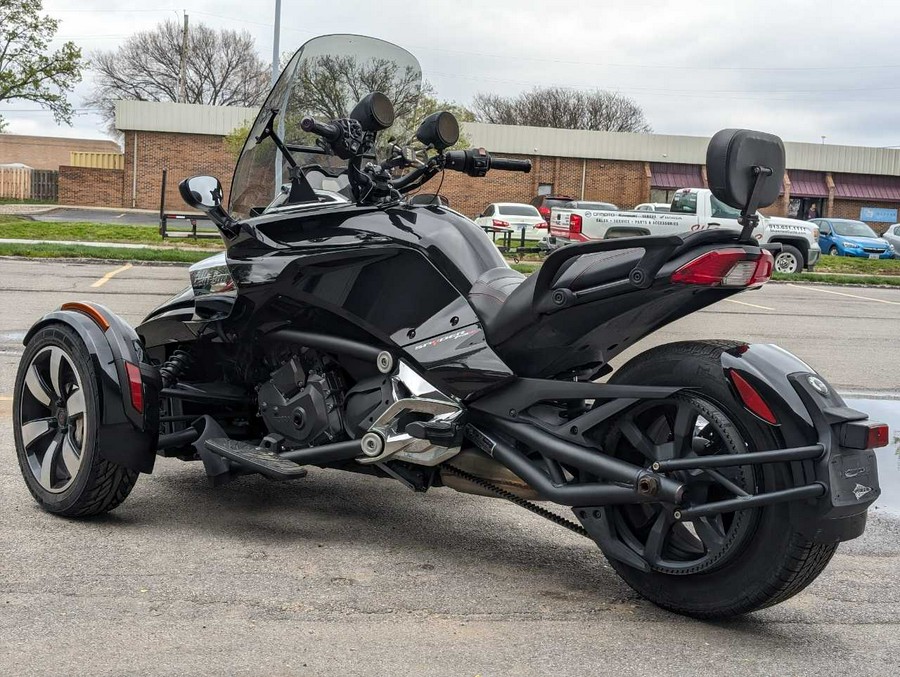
[204,438,308,480]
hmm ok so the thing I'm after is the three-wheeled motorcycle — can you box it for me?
[13,34,884,618]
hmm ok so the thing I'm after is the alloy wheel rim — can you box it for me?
[19,346,87,493]
[774,252,798,273]
[604,395,757,575]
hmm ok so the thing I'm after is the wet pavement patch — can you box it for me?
[846,398,900,517]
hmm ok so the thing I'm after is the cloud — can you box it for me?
[4,0,899,148]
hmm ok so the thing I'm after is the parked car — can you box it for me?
[634,202,671,212]
[812,218,895,258]
[474,202,547,239]
[882,223,900,258]
[549,188,820,273]
[530,194,575,223]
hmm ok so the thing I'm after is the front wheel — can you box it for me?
[13,324,139,517]
[601,340,836,618]
[828,245,839,256]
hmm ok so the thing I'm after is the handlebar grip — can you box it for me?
[490,157,532,173]
[300,116,341,143]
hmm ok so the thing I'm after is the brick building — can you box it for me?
[59,101,900,233]
[0,134,120,170]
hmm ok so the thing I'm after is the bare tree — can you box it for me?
[86,20,270,131]
[473,86,651,133]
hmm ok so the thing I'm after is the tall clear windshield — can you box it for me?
[229,34,422,219]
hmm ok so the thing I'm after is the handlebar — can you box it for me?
[300,116,341,143]
[444,148,531,176]
[489,157,532,172]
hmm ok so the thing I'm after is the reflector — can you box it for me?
[729,369,778,424]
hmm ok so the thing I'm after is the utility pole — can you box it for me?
[272,0,282,86]
[178,12,189,103]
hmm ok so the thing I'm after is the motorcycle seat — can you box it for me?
[468,248,644,345]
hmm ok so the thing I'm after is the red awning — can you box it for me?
[833,173,900,201]
[788,170,828,198]
[650,163,704,189]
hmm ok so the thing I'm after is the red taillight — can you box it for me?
[569,213,583,234]
[671,248,774,287]
[868,424,890,448]
[539,206,551,222]
[729,370,778,425]
[124,361,144,414]
[492,219,510,229]
[839,420,890,449]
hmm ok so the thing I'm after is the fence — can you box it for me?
[0,166,59,202]
[31,170,59,202]
[69,152,124,170]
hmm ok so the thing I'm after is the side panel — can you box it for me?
[220,206,515,398]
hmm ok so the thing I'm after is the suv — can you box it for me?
[530,194,575,223]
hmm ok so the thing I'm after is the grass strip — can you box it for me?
[0,242,212,263]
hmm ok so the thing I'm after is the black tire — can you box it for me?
[773,244,804,274]
[603,340,836,618]
[13,324,139,517]
[828,245,839,256]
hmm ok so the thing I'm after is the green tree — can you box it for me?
[225,121,252,161]
[0,0,83,132]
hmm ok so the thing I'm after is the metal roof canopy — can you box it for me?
[788,170,829,198]
[113,101,900,177]
[650,163,704,189]
[832,173,900,201]
[463,122,900,178]
[115,101,259,136]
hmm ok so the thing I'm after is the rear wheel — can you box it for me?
[601,340,836,618]
[13,324,139,517]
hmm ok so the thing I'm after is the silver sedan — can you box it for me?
[883,223,900,258]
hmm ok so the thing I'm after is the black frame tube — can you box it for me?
[677,483,826,520]
[157,427,201,450]
[487,433,657,506]
[279,439,362,465]
[265,329,385,363]
[488,418,684,504]
[654,444,824,472]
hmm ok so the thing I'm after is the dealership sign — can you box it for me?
[859,207,898,223]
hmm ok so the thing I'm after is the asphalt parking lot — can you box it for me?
[0,259,898,676]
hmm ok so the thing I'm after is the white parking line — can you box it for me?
[725,298,775,311]
[90,263,133,288]
[789,283,900,306]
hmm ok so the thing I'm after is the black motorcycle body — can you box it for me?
[14,34,883,619]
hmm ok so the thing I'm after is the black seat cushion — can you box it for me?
[552,248,644,291]
[467,267,527,332]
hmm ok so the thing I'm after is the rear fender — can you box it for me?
[24,303,160,473]
[721,343,879,543]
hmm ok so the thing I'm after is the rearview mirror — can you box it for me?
[179,175,239,236]
[706,129,785,211]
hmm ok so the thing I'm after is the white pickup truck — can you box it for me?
[548,188,820,273]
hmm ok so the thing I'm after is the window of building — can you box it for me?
[537,183,553,196]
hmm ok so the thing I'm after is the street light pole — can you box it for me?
[272,0,282,86]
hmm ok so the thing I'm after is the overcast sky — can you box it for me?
[3,0,900,148]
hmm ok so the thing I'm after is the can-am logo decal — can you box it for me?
[852,483,873,500]
[413,327,480,351]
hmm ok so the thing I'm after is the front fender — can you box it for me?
[25,303,160,473]
[722,343,879,543]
